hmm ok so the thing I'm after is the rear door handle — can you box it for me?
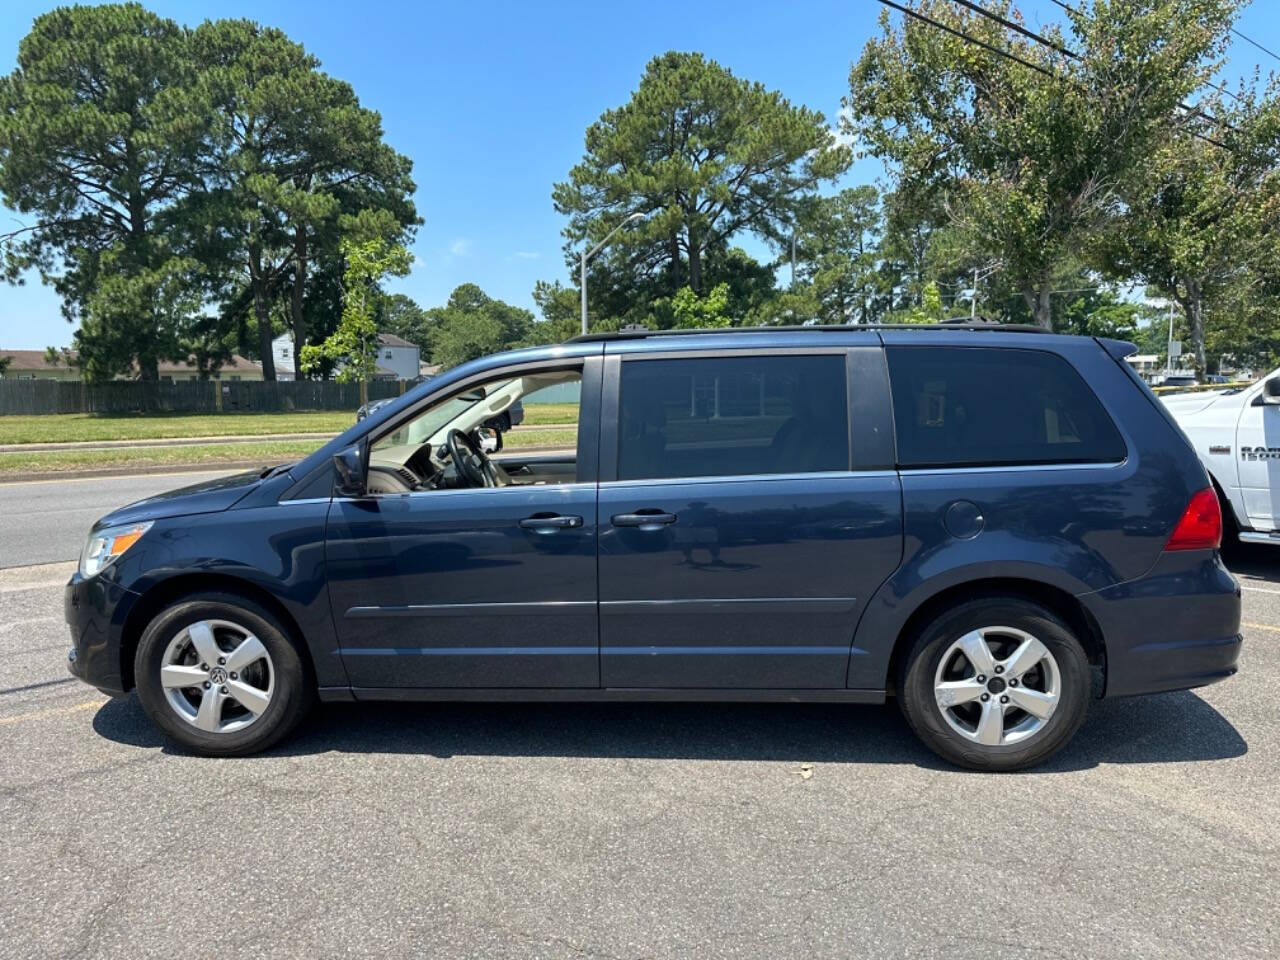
[519,514,583,531]
[611,511,678,528]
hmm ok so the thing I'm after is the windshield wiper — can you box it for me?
[258,463,295,479]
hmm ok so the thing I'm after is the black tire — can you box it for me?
[897,598,1091,771]
[134,591,314,757]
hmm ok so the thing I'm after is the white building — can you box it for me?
[271,332,422,381]
[1125,354,1161,383]
[372,333,421,380]
[271,335,299,381]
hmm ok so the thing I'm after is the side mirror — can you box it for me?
[1263,378,1280,406]
[333,442,368,498]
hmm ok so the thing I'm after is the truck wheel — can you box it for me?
[898,598,1091,771]
[134,591,314,756]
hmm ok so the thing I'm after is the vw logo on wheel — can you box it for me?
[209,666,228,684]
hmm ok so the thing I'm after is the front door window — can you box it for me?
[364,368,584,495]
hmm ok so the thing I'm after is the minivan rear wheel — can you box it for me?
[898,598,1091,771]
[134,592,314,756]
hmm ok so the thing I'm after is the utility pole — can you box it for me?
[966,262,1001,319]
[580,212,644,336]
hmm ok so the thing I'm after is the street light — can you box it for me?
[581,212,644,336]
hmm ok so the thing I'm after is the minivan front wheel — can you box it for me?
[899,599,1091,771]
[134,592,313,756]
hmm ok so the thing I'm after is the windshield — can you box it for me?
[373,379,515,451]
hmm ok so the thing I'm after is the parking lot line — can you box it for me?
[1240,584,1280,595]
[0,700,99,726]
[1243,620,1280,633]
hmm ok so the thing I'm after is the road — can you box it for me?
[0,478,1277,959]
[0,470,236,568]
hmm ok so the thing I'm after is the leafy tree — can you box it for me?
[43,346,72,367]
[1131,312,1172,359]
[869,182,977,319]
[794,186,884,323]
[433,283,532,346]
[848,0,1237,328]
[552,51,849,328]
[709,247,781,324]
[430,313,506,371]
[671,283,732,328]
[745,288,819,327]
[0,3,209,380]
[0,355,11,376]
[301,236,410,403]
[1204,277,1280,373]
[1056,288,1141,339]
[192,20,417,380]
[1101,84,1280,370]
[528,280,587,342]
[894,280,945,324]
[428,284,536,370]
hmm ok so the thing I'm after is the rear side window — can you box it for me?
[886,346,1126,468]
[617,354,849,480]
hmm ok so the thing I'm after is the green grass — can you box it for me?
[520,403,578,426]
[0,440,321,476]
[1,405,578,444]
[0,427,578,477]
[502,427,578,450]
[0,411,354,445]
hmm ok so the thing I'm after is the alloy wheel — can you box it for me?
[932,626,1061,747]
[159,619,274,734]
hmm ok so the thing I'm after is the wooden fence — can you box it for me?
[0,378,406,416]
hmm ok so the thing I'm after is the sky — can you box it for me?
[0,0,1278,350]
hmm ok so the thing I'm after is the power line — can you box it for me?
[875,0,1056,79]
[1233,27,1280,65]
[950,0,1074,58]
[1048,0,1250,103]
[874,0,1228,148]
[980,0,1239,134]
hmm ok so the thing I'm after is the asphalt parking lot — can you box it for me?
[1,478,1277,958]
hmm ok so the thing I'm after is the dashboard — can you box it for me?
[366,444,440,494]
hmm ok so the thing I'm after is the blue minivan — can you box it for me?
[65,325,1241,770]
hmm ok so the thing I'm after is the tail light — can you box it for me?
[1164,488,1222,551]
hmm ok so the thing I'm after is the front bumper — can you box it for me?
[65,573,139,697]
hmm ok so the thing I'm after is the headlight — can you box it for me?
[79,522,152,578]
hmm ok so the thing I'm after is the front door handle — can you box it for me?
[519,514,583,531]
[611,510,678,528]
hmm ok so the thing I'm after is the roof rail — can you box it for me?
[567,321,1051,343]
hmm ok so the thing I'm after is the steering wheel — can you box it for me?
[445,428,498,488]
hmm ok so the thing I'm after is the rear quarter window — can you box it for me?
[886,346,1126,468]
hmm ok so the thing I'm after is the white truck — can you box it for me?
[1162,371,1280,544]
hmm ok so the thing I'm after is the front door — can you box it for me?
[1236,390,1280,531]
[326,359,601,689]
[596,347,903,689]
